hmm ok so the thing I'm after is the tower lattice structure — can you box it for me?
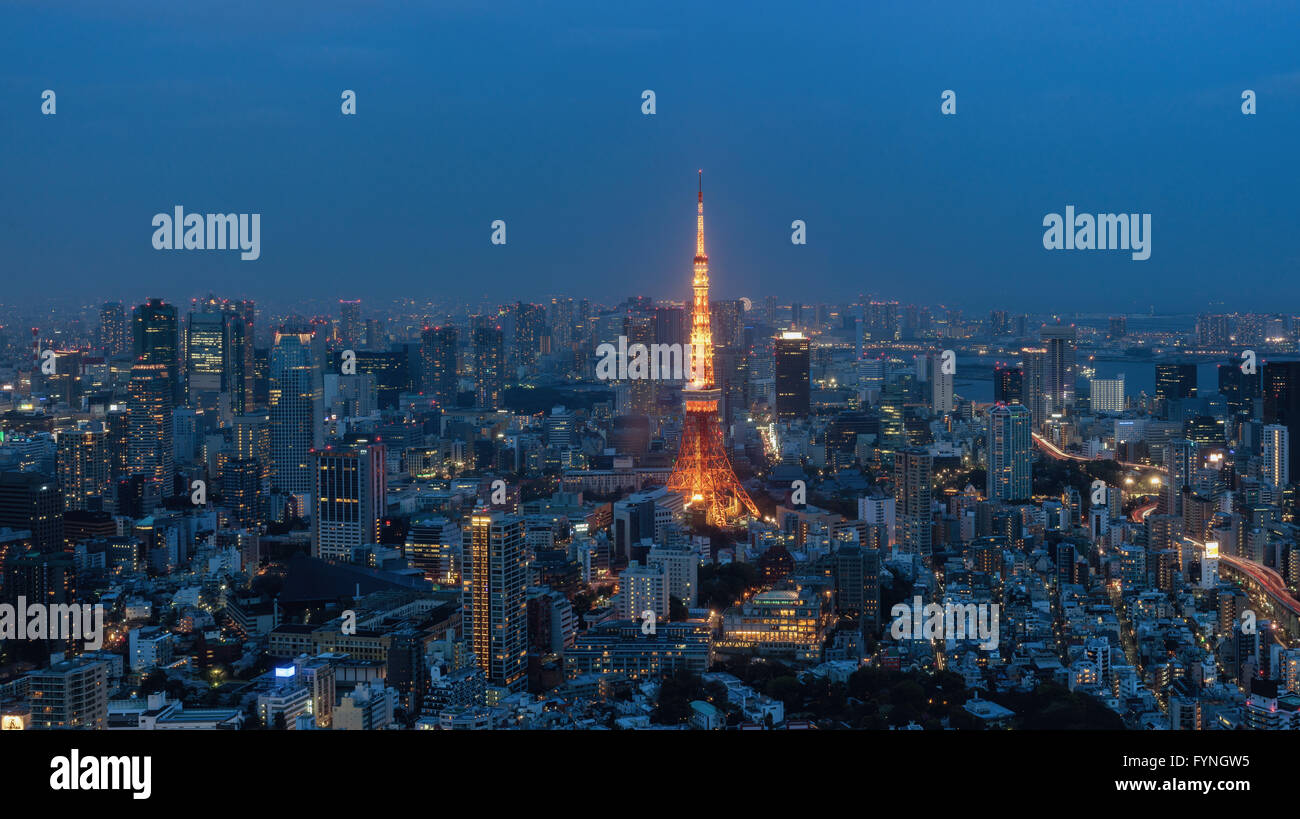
[666,172,759,527]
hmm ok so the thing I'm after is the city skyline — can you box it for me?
[8,3,1300,780]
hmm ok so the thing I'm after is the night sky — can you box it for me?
[3,0,1298,312]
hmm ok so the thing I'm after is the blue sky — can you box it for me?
[2,0,1298,312]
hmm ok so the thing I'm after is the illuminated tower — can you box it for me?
[461,509,527,691]
[128,362,174,492]
[666,172,759,526]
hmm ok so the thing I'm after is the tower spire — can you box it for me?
[696,169,706,261]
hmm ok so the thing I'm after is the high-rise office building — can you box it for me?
[185,296,249,415]
[623,313,657,416]
[774,331,810,421]
[461,510,527,691]
[420,326,458,407]
[1162,438,1197,518]
[866,301,899,341]
[1020,347,1047,427]
[834,544,881,628]
[1090,376,1126,414]
[99,302,128,356]
[128,362,175,493]
[894,449,933,557]
[0,472,64,553]
[56,424,111,511]
[186,304,225,410]
[312,440,386,562]
[269,330,324,495]
[654,305,687,348]
[1156,363,1197,417]
[987,403,1033,502]
[1220,361,1261,420]
[512,302,545,368]
[132,298,180,402]
[222,457,262,529]
[1263,424,1290,489]
[920,351,954,415]
[234,412,272,486]
[405,516,461,586]
[1263,360,1300,483]
[1040,325,1077,417]
[339,299,363,348]
[473,325,505,410]
[994,364,1023,404]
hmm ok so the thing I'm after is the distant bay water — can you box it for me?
[954,356,1222,405]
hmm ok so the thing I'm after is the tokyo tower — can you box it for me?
[666,171,760,527]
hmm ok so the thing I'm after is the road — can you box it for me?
[1031,433,1167,474]
[1217,553,1300,621]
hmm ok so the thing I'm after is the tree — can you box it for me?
[652,668,705,725]
[140,670,167,694]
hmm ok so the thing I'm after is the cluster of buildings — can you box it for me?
[4,276,1300,731]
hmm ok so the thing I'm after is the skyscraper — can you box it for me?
[654,305,687,348]
[1263,360,1300,482]
[1220,361,1261,424]
[1263,424,1290,489]
[184,296,249,416]
[834,544,881,628]
[894,448,932,557]
[233,412,272,487]
[920,350,954,415]
[774,331,810,421]
[56,424,110,511]
[1155,363,1197,417]
[269,330,324,495]
[1040,325,1076,417]
[866,301,899,341]
[222,457,262,529]
[128,362,175,493]
[1020,347,1047,427]
[0,472,64,553]
[420,326,458,407]
[512,302,545,369]
[462,509,527,691]
[994,364,1023,404]
[987,403,1032,502]
[99,301,128,357]
[1162,438,1197,518]
[312,440,386,562]
[132,298,180,402]
[473,325,504,410]
[339,299,363,348]
[623,313,657,416]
